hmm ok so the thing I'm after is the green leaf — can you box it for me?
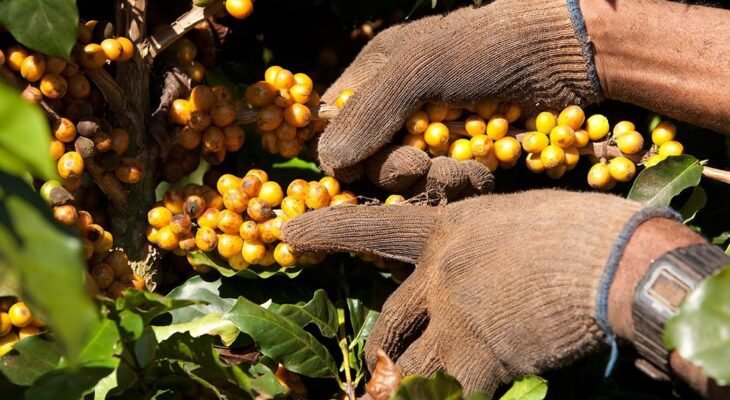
[153,313,240,346]
[75,318,121,366]
[0,0,78,58]
[224,297,338,378]
[26,364,118,400]
[391,371,464,400]
[92,362,137,400]
[627,155,703,207]
[167,276,237,324]
[188,250,302,279]
[115,289,197,326]
[271,289,339,338]
[272,157,321,174]
[0,171,97,362]
[0,335,62,386]
[0,83,56,180]
[679,186,706,223]
[498,375,548,400]
[664,264,730,385]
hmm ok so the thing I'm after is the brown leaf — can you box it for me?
[365,348,402,400]
[275,364,308,400]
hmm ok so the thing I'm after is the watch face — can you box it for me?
[643,262,692,316]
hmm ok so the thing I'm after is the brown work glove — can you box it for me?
[317,0,602,197]
[282,190,678,395]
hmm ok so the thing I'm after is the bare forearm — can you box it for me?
[581,0,730,134]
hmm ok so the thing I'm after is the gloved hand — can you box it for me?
[317,0,602,198]
[282,190,678,395]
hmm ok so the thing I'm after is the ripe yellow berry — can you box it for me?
[546,165,567,179]
[330,193,357,206]
[195,226,218,252]
[283,104,312,128]
[274,243,299,268]
[0,313,12,336]
[57,151,84,179]
[424,103,448,122]
[286,179,309,202]
[406,111,429,135]
[615,131,645,155]
[0,332,19,356]
[549,125,575,148]
[557,105,585,130]
[260,247,276,267]
[563,147,580,171]
[424,122,450,148]
[116,37,135,62]
[651,121,677,146]
[658,140,684,157]
[585,114,610,141]
[170,99,193,125]
[587,162,615,190]
[265,66,283,85]
[281,196,306,218]
[228,253,250,271]
[218,209,244,234]
[223,188,250,214]
[319,176,341,197]
[100,38,124,61]
[6,46,29,71]
[402,134,427,151]
[469,135,493,157]
[306,182,331,209]
[39,73,68,99]
[475,152,499,172]
[535,111,557,134]
[644,154,667,168]
[502,103,522,123]
[247,198,274,222]
[198,208,220,229]
[476,100,498,119]
[521,132,549,154]
[20,54,46,82]
[293,73,313,91]
[242,240,267,264]
[609,156,636,182]
[524,152,545,173]
[258,181,284,207]
[493,137,521,163]
[613,121,636,138]
[148,206,173,229]
[218,234,244,259]
[238,221,259,242]
[18,326,41,340]
[486,116,509,140]
[272,69,295,90]
[79,43,107,69]
[574,129,590,148]
[464,115,487,137]
[384,194,406,205]
[335,89,354,109]
[9,302,32,328]
[448,138,474,161]
[156,226,179,251]
[246,169,269,183]
[540,145,565,169]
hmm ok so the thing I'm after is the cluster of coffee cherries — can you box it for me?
[40,181,143,298]
[75,20,135,68]
[245,66,325,158]
[169,84,246,174]
[147,169,355,273]
[0,298,46,356]
[174,37,207,84]
[2,39,142,192]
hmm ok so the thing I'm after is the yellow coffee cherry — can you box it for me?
[557,105,585,130]
[486,116,509,140]
[658,141,684,157]
[0,332,19,356]
[574,129,590,148]
[406,111,429,135]
[475,152,499,172]
[9,302,32,328]
[651,121,677,146]
[330,193,357,206]
[156,226,179,251]
[424,122,450,148]
[223,188,250,214]
[587,162,615,190]
[274,242,299,268]
[147,206,173,229]
[0,313,12,336]
[502,103,522,123]
[524,116,537,132]
[260,247,276,267]
[218,209,244,234]
[335,89,354,109]
[563,147,580,171]
[305,182,331,209]
[195,226,218,252]
[319,176,341,197]
[524,152,545,173]
[546,165,567,179]
[18,326,42,340]
[613,121,636,138]
[469,135,493,157]
[444,107,462,121]
[384,195,406,205]
[549,125,576,148]
[476,100,498,119]
[286,179,309,202]
[424,103,448,122]
[281,196,306,218]
[493,137,521,163]
[464,115,487,137]
[217,234,244,259]
[609,156,637,182]
[242,240,267,264]
[615,131,645,155]
[228,254,250,271]
[258,181,284,207]
[258,218,282,243]
[644,154,667,168]
[217,174,242,196]
[585,114,610,141]
[403,134,427,151]
[535,111,557,134]
[540,145,565,169]
[448,139,474,161]
[521,132,549,154]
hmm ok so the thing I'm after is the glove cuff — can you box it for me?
[566,0,604,101]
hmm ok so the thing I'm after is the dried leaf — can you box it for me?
[366,348,402,400]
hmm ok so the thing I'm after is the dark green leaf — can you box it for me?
[92,362,137,400]
[498,375,548,400]
[664,264,730,385]
[627,155,703,206]
[391,371,464,400]
[25,364,117,400]
[0,83,56,180]
[188,250,302,279]
[0,335,62,386]
[272,289,338,338]
[225,297,338,378]
[115,289,197,326]
[0,0,78,58]
[0,171,97,362]
[679,186,706,223]
[74,318,121,365]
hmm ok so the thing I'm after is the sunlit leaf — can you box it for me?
[498,375,548,400]
[627,155,702,206]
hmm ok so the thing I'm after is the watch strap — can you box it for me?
[633,243,730,375]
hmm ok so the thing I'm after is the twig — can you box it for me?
[702,166,730,184]
[145,3,225,59]
[235,104,339,125]
[85,68,142,128]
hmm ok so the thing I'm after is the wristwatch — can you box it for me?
[632,243,730,379]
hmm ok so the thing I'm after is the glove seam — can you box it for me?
[566,0,603,101]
